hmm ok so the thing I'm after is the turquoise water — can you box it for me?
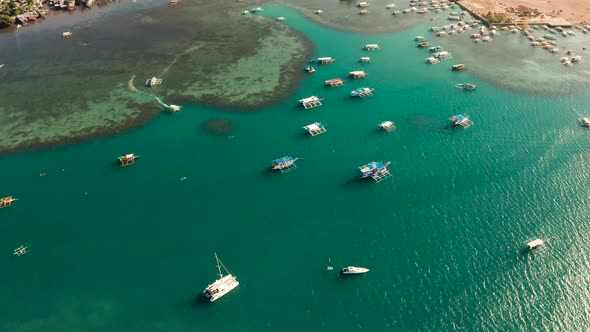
[4,4,590,331]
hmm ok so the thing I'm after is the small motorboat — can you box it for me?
[340,266,370,274]
[579,117,590,128]
[452,64,467,71]
[526,238,544,251]
[304,66,316,73]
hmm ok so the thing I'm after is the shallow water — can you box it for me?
[3,4,590,331]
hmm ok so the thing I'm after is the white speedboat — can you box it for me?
[340,266,370,274]
[203,253,239,302]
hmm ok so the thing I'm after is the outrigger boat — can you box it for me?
[349,71,367,79]
[324,78,344,87]
[456,83,477,90]
[299,96,323,109]
[316,57,335,64]
[379,121,396,132]
[364,44,380,51]
[203,253,239,302]
[0,196,16,208]
[359,161,392,182]
[272,156,298,173]
[340,266,370,274]
[579,117,590,128]
[13,244,28,256]
[350,87,374,98]
[145,77,162,87]
[303,122,327,136]
[449,114,473,128]
[118,153,139,166]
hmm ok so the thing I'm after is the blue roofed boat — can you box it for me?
[359,161,392,182]
[449,114,473,128]
[272,156,298,173]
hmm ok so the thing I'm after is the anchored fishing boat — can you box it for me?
[579,117,590,128]
[303,122,327,136]
[525,239,544,251]
[0,196,16,208]
[379,121,396,132]
[359,57,372,63]
[452,64,467,71]
[324,78,344,87]
[350,87,374,98]
[299,96,323,109]
[426,57,440,64]
[449,114,473,128]
[349,71,367,79]
[418,41,431,48]
[203,253,239,302]
[304,66,316,73]
[359,161,392,182]
[272,156,298,173]
[316,57,335,64]
[457,83,477,90]
[13,244,28,256]
[118,153,139,166]
[341,266,370,274]
[145,77,162,87]
[168,105,182,113]
[364,44,380,51]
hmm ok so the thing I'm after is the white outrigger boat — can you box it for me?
[350,87,374,98]
[13,244,28,256]
[203,253,239,302]
[340,266,370,274]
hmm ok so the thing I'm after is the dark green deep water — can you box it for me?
[3,4,590,331]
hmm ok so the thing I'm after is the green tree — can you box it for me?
[0,14,14,28]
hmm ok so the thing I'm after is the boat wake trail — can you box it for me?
[128,75,171,110]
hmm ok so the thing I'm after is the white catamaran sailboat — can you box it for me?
[203,253,239,302]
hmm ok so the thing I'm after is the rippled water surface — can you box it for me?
[2,3,590,331]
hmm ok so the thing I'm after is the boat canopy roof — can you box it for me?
[274,156,294,164]
[527,239,544,248]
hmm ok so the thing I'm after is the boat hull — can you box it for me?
[340,266,370,274]
[203,274,239,302]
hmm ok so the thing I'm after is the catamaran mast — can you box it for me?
[214,253,223,279]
